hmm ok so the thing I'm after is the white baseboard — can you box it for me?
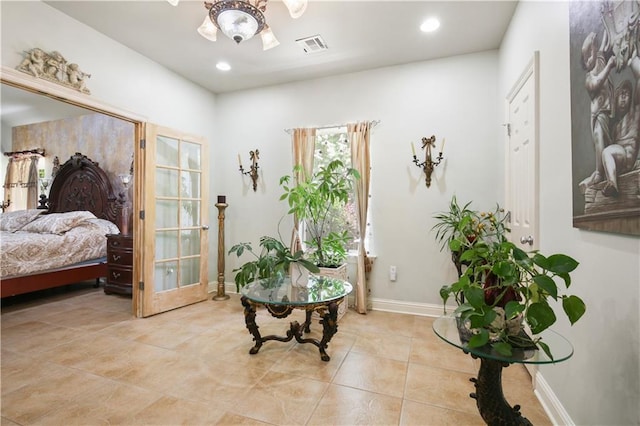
[369,297,448,317]
[207,281,237,295]
[534,372,575,426]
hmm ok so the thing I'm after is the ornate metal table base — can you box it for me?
[470,358,533,426]
[240,295,340,361]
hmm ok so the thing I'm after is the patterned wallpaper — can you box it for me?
[12,113,135,197]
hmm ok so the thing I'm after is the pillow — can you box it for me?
[20,211,97,235]
[84,218,121,235]
[0,209,45,232]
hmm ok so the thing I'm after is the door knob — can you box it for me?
[520,235,534,246]
[202,225,209,230]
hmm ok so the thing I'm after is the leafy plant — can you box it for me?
[433,198,586,359]
[279,159,359,268]
[228,235,319,291]
[306,230,349,267]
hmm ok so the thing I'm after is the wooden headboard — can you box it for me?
[47,152,122,228]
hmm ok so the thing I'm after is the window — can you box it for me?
[302,128,375,257]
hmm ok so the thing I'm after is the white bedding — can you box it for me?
[0,211,120,278]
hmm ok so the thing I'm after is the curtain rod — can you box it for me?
[284,120,380,134]
[3,148,45,157]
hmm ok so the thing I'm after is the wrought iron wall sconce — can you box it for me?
[411,135,445,188]
[239,149,260,191]
[0,199,11,212]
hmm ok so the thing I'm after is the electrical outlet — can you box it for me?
[389,265,397,281]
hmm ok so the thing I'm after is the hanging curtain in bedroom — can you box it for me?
[289,127,316,252]
[348,121,373,314]
[3,154,39,211]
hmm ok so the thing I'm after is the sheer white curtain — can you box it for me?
[290,128,316,252]
[348,121,372,314]
[3,154,39,211]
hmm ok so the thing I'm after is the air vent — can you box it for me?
[296,35,328,53]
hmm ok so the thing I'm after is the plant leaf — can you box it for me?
[512,246,528,261]
[546,254,579,274]
[532,275,558,300]
[491,341,513,356]
[465,286,485,309]
[504,300,524,319]
[562,295,586,325]
[532,253,549,269]
[538,340,554,361]
[468,329,489,348]
[526,302,557,334]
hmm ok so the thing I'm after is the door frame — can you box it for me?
[504,52,540,383]
[1,66,147,316]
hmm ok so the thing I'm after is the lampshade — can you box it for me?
[197,16,218,41]
[282,0,307,18]
[119,174,132,187]
[260,25,279,50]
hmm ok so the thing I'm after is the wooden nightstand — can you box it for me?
[105,233,133,296]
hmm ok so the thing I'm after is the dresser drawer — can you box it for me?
[107,266,133,286]
[107,235,133,250]
[108,250,133,265]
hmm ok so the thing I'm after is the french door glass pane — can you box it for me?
[180,171,201,198]
[157,168,179,197]
[181,141,201,170]
[180,257,200,286]
[157,136,179,167]
[156,230,179,260]
[154,261,178,291]
[180,201,200,227]
[181,229,200,257]
[156,199,179,228]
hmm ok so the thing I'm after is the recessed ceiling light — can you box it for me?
[420,17,440,33]
[216,61,231,71]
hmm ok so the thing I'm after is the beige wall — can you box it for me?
[12,113,135,196]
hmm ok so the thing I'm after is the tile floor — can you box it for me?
[1,285,552,425]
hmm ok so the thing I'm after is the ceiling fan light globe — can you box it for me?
[217,8,259,43]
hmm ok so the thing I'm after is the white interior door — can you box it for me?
[505,52,540,383]
[140,124,209,317]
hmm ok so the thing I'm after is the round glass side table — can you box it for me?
[240,274,352,362]
[433,314,573,425]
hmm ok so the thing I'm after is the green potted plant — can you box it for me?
[279,159,360,271]
[228,235,319,292]
[433,197,586,359]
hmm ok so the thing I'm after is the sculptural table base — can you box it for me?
[470,358,533,426]
[240,295,341,362]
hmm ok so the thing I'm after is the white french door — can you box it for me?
[139,124,209,317]
[505,52,540,383]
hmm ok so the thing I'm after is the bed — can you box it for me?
[1,152,123,298]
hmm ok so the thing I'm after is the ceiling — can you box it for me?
[44,0,518,94]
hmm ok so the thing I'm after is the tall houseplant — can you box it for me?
[279,159,360,268]
[433,197,586,358]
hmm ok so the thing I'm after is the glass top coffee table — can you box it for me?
[433,314,573,425]
[240,274,352,362]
